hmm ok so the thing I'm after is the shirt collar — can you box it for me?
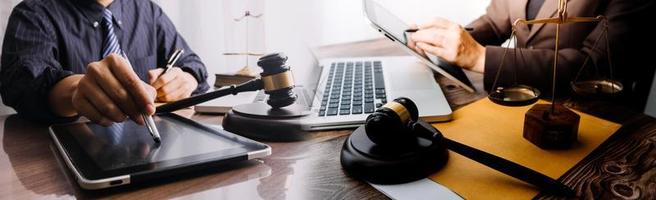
[73,0,124,29]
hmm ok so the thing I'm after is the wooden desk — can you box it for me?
[0,39,654,199]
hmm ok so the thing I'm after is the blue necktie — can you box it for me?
[101,9,123,57]
[101,8,125,144]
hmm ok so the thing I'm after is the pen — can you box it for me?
[404,27,474,32]
[120,52,162,144]
[404,27,475,46]
[157,48,184,80]
[405,28,419,33]
[144,114,161,143]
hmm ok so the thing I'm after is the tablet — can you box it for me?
[49,113,271,190]
[362,0,476,92]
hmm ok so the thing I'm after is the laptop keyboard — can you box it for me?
[318,61,387,117]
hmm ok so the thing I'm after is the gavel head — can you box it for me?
[257,52,297,108]
[365,97,419,146]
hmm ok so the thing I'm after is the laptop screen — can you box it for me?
[284,46,322,106]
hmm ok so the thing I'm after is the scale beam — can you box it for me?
[514,16,604,27]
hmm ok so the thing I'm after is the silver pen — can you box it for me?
[143,114,161,143]
[121,52,161,143]
[157,48,184,80]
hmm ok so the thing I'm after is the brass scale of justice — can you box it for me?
[223,10,265,70]
[487,0,622,149]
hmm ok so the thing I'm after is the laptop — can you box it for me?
[197,52,454,130]
[302,55,456,130]
[196,0,476,130]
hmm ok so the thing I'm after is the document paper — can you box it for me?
[429,99,621,199]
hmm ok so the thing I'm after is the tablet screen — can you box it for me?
[65,115,241,171]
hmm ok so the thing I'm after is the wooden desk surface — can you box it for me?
[0,39,654,199]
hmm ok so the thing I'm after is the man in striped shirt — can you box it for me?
[1,0,209,125]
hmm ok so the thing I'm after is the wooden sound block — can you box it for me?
[222,103,312,142]
[523,104,580,149]
[341,125,449,184]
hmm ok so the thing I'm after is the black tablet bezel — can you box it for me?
[50,113,269,181]
[362,0,476,92]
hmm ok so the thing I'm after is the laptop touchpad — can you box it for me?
[387,62,438,90]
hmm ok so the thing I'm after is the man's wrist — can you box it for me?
[182,71,199,89]
[473,45,486,73]
[49,74,83,117]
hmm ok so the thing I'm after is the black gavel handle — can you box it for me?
[156,79,263,113]
[443,138,576,197]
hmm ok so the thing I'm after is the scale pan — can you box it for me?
[488,85,541,106]
[571,79,623,97]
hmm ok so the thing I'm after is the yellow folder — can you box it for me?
[430,98,621,199]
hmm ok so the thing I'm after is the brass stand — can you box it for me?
[519,0,603,149]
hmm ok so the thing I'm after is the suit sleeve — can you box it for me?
[0,2,77,123]
[480,0,655,96]
[467,0,514,46]
[152,2,210,95]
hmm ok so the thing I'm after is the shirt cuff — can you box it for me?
[482,45,508,92]
[25,69,80,124]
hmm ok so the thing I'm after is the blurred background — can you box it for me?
[3,0,656,115]
[151,0,489,85]
[0,0,488,84]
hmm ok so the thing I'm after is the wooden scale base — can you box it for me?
[523,104,580,149]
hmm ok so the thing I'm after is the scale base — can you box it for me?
[340,126,448,184]
[222,103,312,142]
[523,104,580,149]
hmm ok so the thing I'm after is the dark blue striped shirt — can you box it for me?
[1,0,209,123]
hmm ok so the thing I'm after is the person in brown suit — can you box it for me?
[409,0,655,110]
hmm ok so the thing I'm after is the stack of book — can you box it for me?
[214,74,255,87]
[213,66,259,87]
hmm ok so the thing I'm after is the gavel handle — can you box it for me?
[412,120,575,196]
[443,138,576,197]
[156,79,263,113]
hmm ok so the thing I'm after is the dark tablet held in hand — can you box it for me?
[363,0,475,92]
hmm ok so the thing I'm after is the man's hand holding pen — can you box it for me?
[148,49,198,102]
[70,53,157,126]
[59,48,196,128]
[407,17,486,73]
[148,67,197,102]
